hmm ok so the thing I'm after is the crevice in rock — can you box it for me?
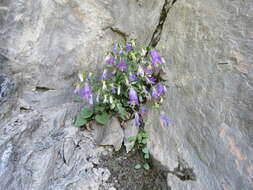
[103,26,129,41]
[169,161,197,181]
[148,0,178,48]
[35,86,55,92]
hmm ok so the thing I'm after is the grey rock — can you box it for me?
[94,117,124,151]
[123,119,139,153]
[146,0,253,190]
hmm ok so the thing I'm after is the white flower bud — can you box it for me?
[117,86,121,95]
[78,73,84,82]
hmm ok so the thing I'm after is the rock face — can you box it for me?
[146,0,253,190]
[1,0,253,189]
[0,0,163,189]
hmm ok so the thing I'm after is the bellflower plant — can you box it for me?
[74,40,170,170]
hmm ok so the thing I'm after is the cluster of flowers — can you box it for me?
[74,40,169,127]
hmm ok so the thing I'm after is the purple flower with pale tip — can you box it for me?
[82,84,92,101]
[113,44,118,54]
[151,87,159,99]
[147,77,156,84]
[74,84,81,94]
[99,71,108,81]
[140,107,148,115]
[144,66,154,75]
[126,43,133,52]
[129,73,137,82]
[109,71,116,78]
[106,57,115,65]
[134,112,141,127]
[88,94,93,105]
[150,50,164,67]
[112,86,116,94]
[129,87,139,105]
[118,60,127,71]
[161,113,169,127]
[156,83,166,96]
[120,51,124,56]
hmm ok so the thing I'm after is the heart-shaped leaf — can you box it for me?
[143,163,150,170]
[82,107,93,119]
[134,164,141,169]
[142,147,149,154]
[74,116,87,127]
[95,112,109,125]
[144,153,149,159]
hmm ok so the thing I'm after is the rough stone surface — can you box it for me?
[146,0,253,190]
[0,0,164,189]
[123,119,139,153]
[94,117,124,151]
[1,0,253,189]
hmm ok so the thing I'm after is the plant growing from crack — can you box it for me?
[74,40,169,170]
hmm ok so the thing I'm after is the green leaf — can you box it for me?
[110,103,115,109]
[74,116,87,127]
[144,153,149,159]
[95,112,109,125]
[128,136,137,142]
[143,163,150,170]
[142,147,149,154]
[73,97,83,102]
[141,139,147,144]
[134,164,141,169]
[95,105,105,112]
[82,107,93,119]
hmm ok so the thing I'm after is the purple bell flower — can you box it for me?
[144,66,154,75]
[134,112,141,127]
[156,83,166,96]
[113,44,118,54]
[151,87,159,99]
[99,70,108,80]
[118,60,127,71]
[150,50,164,67]
[106,57,115,65]
[129,87,139,105]
[74,84,81,94]
[129,73,137,82]
[126,43,133,52]
[147,77,156,84]
[112,86,116,94]
[81,84,93,105]
[139,107,148,115]
[161,113,169,127]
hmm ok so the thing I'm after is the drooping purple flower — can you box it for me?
[81,84,93,104]
[129,87,139,105]
[126,43,133,52]
[118,60,127,71]
[161,113,169,127]
[129,73,137,82]
[134,112,141,127]
[111,86,116,94]
[139,107,148,115]
[88,94,93,105]
[113,44,118,54]
[147,77,156,84]
[150,50,164,67]
[151,87,159,99]
[120,51,124,56]
[109,70,116,78]
[144,66,154,75]
[106,57,115,65]
[74,84,81,94]
[156,83,166,96]
[99,70,108,80]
